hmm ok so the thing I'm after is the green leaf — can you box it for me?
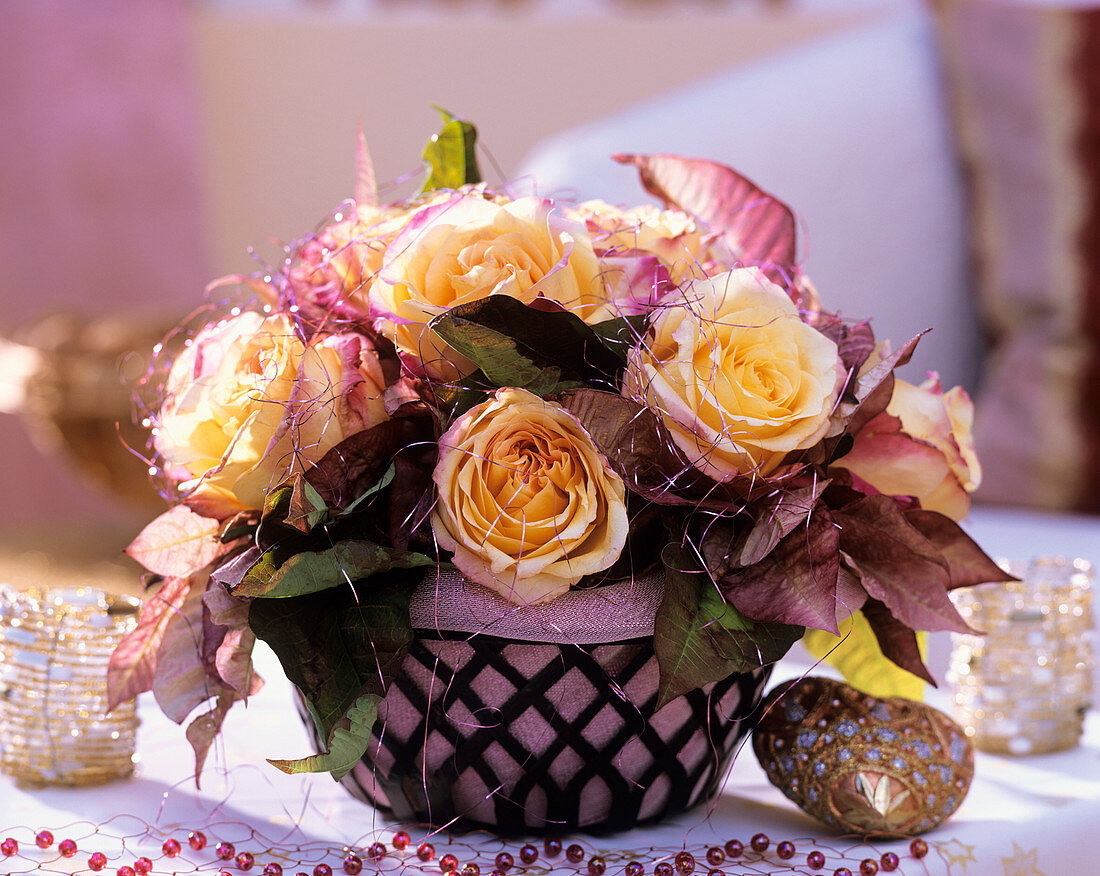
[234,539,433,599]
[268,692,381,780]
[338,462,396,518]
[429,297,626,394]
[261,540,434,599]
[590,314,649,359]
[248,579,414,742]
[421,105,481,192]
[653,550,802,709]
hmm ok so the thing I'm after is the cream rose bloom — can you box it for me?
[431,388,629,604]
[570,200,731,284]
[155,312,391,517]
[625,268,844,480]
[287,203,412,317]
[835,374,981,521]
[371,195,609,380]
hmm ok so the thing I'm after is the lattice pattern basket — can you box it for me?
[298,570,771,835]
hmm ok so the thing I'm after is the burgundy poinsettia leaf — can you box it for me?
[305,419,409,510]
[904,509,1013,590]
[719,507,842,633]
[613,153,797,286]
[728,479,829,567]
[834,495,973,634]
[107,574,193,712]
[861,599,937,686]
[310,405,437,510]
[185,691,236,789]
[834,332,924,440]
[126,505,223,578]
[836,556,870,621]
[813,315,877,381]
[558,388,746,511]
[388,447,438,552]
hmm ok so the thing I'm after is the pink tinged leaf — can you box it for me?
[152,581,218,723]
[213,626,261,700]
[202,570,254,625]
[210,546,263,592]
[126,506,222,577]
[722,508,842,633]
[107,575,193,712]
[612,153,797,285]
[834,495,973,634]
[185,692,235,788]
[354,123,379,207]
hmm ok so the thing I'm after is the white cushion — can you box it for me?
[519,10,978,391]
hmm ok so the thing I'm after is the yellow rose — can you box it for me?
[431,387,629,604]
[371,195,608,380]
[155,313,392,517]
[625,268,843,480]
[570,199,731,284]
[835,374,981,521]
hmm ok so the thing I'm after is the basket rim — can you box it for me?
[408,566,664,644]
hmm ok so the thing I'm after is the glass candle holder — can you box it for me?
[0,583,141,785]
[947,556,1094,755]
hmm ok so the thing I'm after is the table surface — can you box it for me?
[1,505,1097,876]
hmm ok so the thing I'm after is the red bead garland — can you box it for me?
[0,820,945,876]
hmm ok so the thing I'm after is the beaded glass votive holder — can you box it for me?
[0,583,141,785]
[947,557,1095,755]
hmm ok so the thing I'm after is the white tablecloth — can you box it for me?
[1,505,1097,876]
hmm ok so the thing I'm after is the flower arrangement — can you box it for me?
[109,112,1005,791]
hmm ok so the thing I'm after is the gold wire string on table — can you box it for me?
[0,584,141,786]
[948,556,1095,755]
